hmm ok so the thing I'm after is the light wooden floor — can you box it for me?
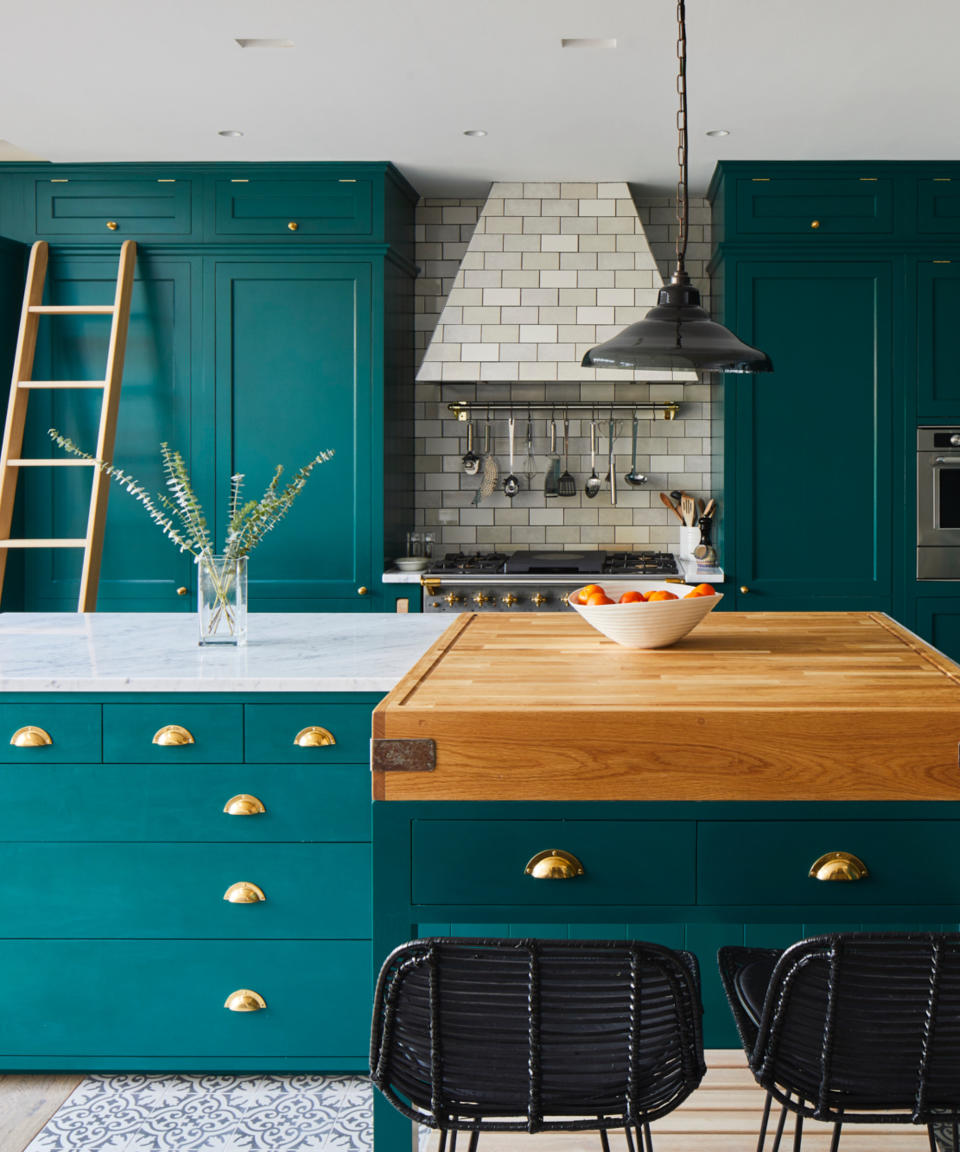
[0,1073,81,1152]
[0,1053,935,1152]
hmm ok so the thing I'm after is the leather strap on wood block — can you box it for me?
[372,738,436,773]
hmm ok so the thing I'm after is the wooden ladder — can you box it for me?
[0,239,137,611]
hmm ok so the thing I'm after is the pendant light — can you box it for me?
[582,0,772,375]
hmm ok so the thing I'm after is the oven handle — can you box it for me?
[933,457,960,465]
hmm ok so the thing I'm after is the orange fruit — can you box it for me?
[586,592,615,606]
[575,583,605,605]
[692,583,716,596]
[618,590,646,604]
[646,589,678,602]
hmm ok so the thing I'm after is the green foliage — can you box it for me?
[48,429,333,561]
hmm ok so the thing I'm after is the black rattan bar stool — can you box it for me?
[371,937,706,1152]
[718,933,960,1152]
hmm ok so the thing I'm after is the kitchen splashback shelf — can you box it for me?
[446,400,680,421]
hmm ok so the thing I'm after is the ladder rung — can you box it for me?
[28,305,115,315]
[18,380,106,389]
[6,459,98,467]
[0,539,87,548]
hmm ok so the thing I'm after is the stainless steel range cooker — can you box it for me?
[421,550,681,612]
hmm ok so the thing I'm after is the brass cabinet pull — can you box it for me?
[524,849,585,880]
[224,989,266,1012]
[223,793,266,816]
[809,851,869,882]
[810,220,820,229]
[152,724,195,746]
[293,725,336,748]
[223,881,266,903]
[10,725,52,747]
[287,221,299,231]
[176,586,188,596]
[106,220,119,230]
[357,586,369,596]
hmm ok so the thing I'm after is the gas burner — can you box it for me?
[430,551,509,574]
[604,551,679,576]
[505,550,607,575]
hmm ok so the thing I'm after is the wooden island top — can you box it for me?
[372,611,960,803]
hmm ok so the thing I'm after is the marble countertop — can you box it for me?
[0,613,453,693]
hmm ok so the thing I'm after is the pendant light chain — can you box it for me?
[675,0,688,277]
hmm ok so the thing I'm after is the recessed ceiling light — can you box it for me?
[561,38,617,49]
[463,130,487,138]
[218,130,245,138]
[706,129,730,137]
[234,38,294,48]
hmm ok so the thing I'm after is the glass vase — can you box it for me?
[198,554,247,646]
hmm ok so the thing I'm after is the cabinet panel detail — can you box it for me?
[733,177,893,237]
[36,179,194,237]
[214,179,373,238]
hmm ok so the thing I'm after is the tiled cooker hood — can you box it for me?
[416,180,696,384]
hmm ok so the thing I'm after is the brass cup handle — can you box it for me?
[152,724,195,746]
[224,989,266,1012]
[809,851,869,882]
[106,220,119,230]
[294,725,336,747]
[223,794,266,816]
[524,849,585,880]
[10,725,52,747]
[223,881,266,903]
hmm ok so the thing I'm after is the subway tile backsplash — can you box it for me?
[411,190,716,555]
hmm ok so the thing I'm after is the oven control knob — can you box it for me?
[559,594,570,606]
[473,592,496,607]
[431,601,440,608]
[532,593,550,607]
[501,593,520,607]
[444,592,464,606]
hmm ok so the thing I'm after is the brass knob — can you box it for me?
[358,586,368,596]
[473,592,495,606]
[740,586,750,594]
[559,594,570,606]
[444,592,464,606]
[223,794,266,816]
[152,724,195,746]
[176,586,188,596]
[294,725,336,747]
[287,221,299,231]
[224,989,266,1012]
[524,849,585,880]
[809,851,869,882]
[223,881,266,903]
[106,220,119,231]
[501,593,519,607]
[810,220,820,229]
[10,725,52,747]
[532,593,549,607]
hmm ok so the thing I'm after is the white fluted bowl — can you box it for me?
[568,581,723,649]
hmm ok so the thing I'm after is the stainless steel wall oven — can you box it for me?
[918,427,960,578]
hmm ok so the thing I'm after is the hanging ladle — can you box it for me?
[584,420,601,499]
[462,420,480,475]
[624,413,647,487]
[502,414,520,497]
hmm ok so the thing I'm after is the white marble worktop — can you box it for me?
[0,613,453,693]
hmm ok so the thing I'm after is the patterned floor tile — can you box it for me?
[24,1075,373,1152]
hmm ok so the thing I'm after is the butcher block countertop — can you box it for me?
[372,611,960,802]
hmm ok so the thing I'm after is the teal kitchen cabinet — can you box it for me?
[0,162,417,613]
[719,258,894,610]
[915,258,960,418]
[0,689,383,1071]
[914,597,960,665]
[17,250,204,610]
[213,259,377,609]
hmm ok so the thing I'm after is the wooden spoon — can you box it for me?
[680,493,697,527]
[659,492,684,522]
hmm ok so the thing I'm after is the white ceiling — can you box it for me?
[2,0,958,197]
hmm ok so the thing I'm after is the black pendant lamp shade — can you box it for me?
[583,0,772,376]
[582,271,773,374]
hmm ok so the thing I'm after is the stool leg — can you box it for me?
[828,1122,842,1152]
[791,1112,804,1152]
[770,1097,790,1152]
[467,1131,479,1152]
[643,1120,654,1152]
[438,1131,448,1152]
[600,1129,611,1152]
[757,1092,773,1152]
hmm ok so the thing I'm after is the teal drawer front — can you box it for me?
[0,703,100,763]
[734,177,893,237]
[244,703,371,763]
[0,938,370,1059]
[699,821,960,906]
[0,842,370,938]
[214,178,374,238]
[103,703,242,764]
[36,179,194,236]
[412,820,695,906]
[0,761,370,842]
[917,178,960,234]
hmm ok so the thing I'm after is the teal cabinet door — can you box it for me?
[916,177,960,235]
[19,251,205,610]
[213,259,374,609]
[729,260,894,610]
[916,260,960,418]
[35,177,195,238]
[914,597,960,665]
[732,176,894,238]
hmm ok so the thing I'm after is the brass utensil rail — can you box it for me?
[447,400,680,422]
